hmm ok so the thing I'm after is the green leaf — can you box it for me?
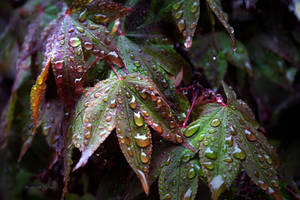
[191,32,253,88]
[184,82,280,200]
[206,0,236,50]
[71,0,132,25]
[171,0,200,48]
[159,146,200,200]
[72,74,183,194]
[117,36,190,103]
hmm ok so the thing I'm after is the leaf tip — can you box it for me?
[136,169,150,196]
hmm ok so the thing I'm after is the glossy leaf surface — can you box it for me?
[171,0,200,48]
[184,82,280,199]
[72,74,183,194]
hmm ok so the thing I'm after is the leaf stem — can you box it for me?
[82,57,100,80]
[109,63,121,80]
[182,89,199,128]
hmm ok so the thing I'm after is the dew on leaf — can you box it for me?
[245,129,256,142]
[54,60,64,70]
[134,112,144,127]
[210,118,221,127]
[129,96,137,109]
[134,133,151,148]
[84,42,93,50]
[140,151,150,163]
[232,146,246,160]
[187,166,196,179]
[204,147,217,160]
[69,37,81,47]
[181,187,192,200]
[152,123,162,134]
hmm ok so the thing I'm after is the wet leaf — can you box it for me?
[43,12,124,105]
[206,0,236,51]
[72,74,183,194]
[171,0,200,48]
[71,0,132,25]
[184,82,280,199]
[159,146,200,200]
[117,36,190,103]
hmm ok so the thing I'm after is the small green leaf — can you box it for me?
[171,0,200,48]
[159,146,200,200]
[184,82,280,200]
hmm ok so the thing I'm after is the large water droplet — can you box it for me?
[134,112,144,127]
[257,180,268,190]
[134,133,151,148]
[204,147,217,160]
[140,151,150,163]
[54,60,64,70]
[184,123,200,137]
[187,166,196,179]
[69,37,81,47]
[174,10,183,19]
[203,161,214,170]
[129,96,137,109]
[210,118,221,127]
[232,146,246,160]
[245,129,256,142]
[191,1,199,13]
[84,41,93,50]
[181,187,192,200]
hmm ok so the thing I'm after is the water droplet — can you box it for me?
[152,123,162,134]
[264,154,272,165]
[127,147,133,157]
[184,36,192,48]
[210,175,225,193]
[109,99,117,108]
[184,123,200,137]
[135,133,151,148]
[191,1,199,13]
[229,125,237,135]
[69,37,81,47]
[182,152,193,162]
[174,10,183,19]
[54,60,64,70]
[232,146,246,160]
[76,26,84,33]
[140,151,150,163]
[181,187,192,200]
[176,134,183,143]
[84,41,93,50]
[172,2,181,10]
[205,147,217,160]
[177,19,185,32]
[105,116,112,122]
[258,154,265,163]
[203,161,214,170]
[187,166,196,179]
[163,193,172,200]
[140,89,147,99]
[129,96,137,109]
[225,136,233,147]
[257,180,268,190]
[210,118,221,127]
[134,112,144,127]
[79,9,87,22]
[245,129,256,142]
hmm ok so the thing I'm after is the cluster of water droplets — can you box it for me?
[172,0,199,48]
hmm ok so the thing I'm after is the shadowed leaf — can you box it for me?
[171,0,200,48]
[206,0,236,51]
[159,146,200,200]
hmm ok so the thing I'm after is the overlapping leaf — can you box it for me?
[72,74,183,194]
[171,0,200,48]
[183,82,280,200]
[117,36,190,103]
[71,0,132,25]
[159,146,201,200]
[206,0,236,50]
